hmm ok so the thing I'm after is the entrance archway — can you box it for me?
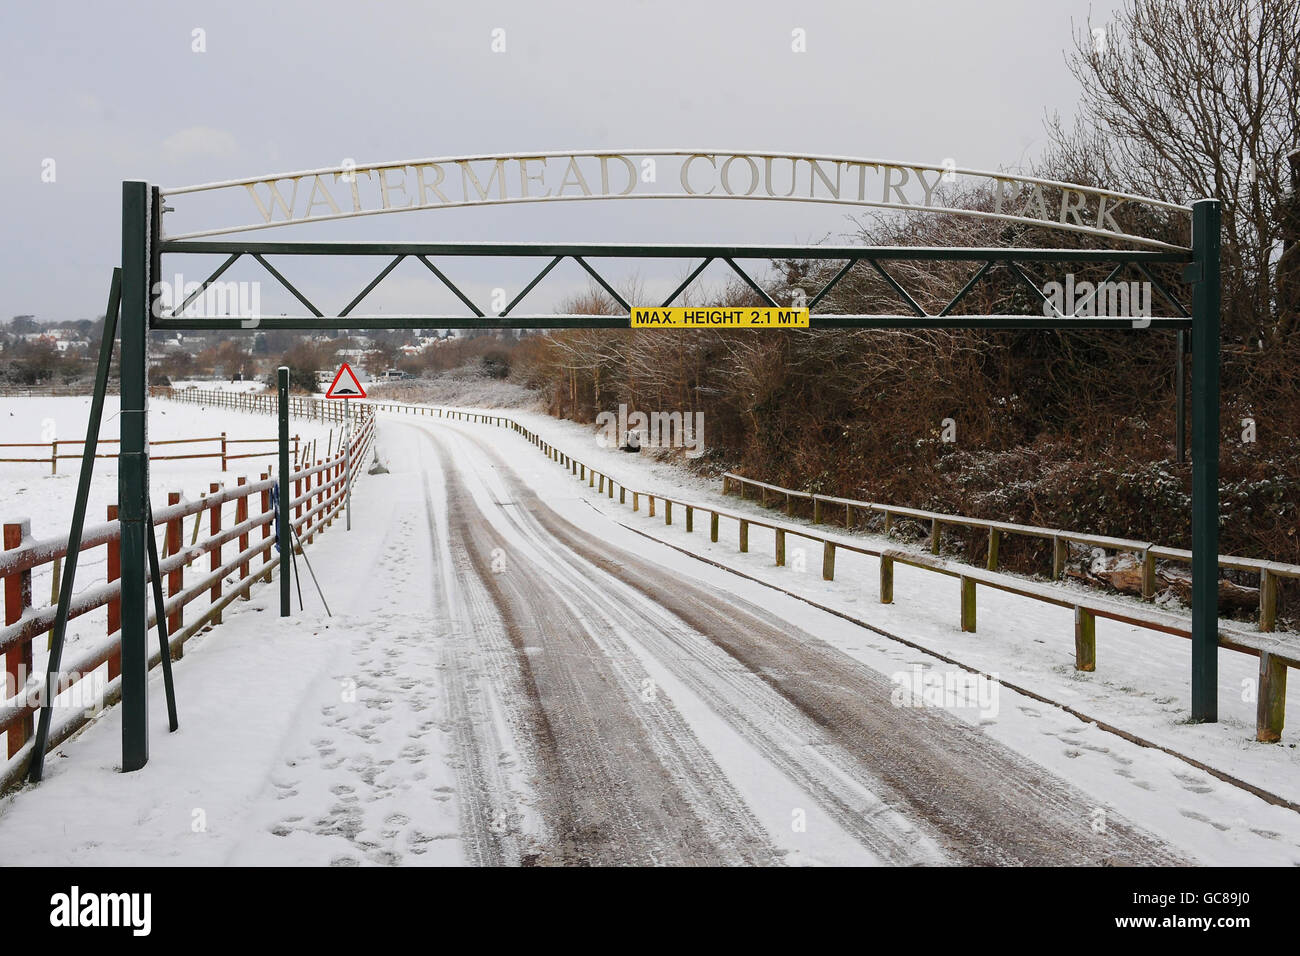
[30,151,1222,778]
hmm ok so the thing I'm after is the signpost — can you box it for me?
[324,363,365,531]
[44,151,1217,781]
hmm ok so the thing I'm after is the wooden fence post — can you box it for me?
[664,501,672,525]
[960,576,977,632]
[930,519,942,555]
[813,497,821,523]
[987,528,1000,571]
[50,439,58,476]
[775,529,786,567]
[4,520,33,757]
[822,541,836,580]
[1052,536,1068,579]
[685,505,693,532]
[220,431,228,472]
[1141,549,1157,600]
[236,476,250,597]
[166,492,183,641]
[312,461,323,542]
[210,483,223,624]
[879,555,894,604]
[710,512,719,542]
[739,519,749,553]
[106,504,121,681]
[648,496,656,518]
[1256,652,1286,743]
[1074,608,1096,671]
[1259,569,1277,633]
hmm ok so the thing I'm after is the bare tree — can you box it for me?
[1045,0,1300,344]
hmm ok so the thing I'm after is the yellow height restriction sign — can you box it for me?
[630,307,810,328]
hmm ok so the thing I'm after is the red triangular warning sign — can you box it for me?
[325,363,366,399]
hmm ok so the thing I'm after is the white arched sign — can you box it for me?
[161,149,1193,250]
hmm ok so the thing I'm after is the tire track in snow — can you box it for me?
[418,428,779,865]
[435,422,1186,866]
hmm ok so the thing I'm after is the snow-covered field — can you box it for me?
[0,394,343,727]
[1,404,1297,867]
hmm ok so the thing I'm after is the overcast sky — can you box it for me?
[2,0,1128,322]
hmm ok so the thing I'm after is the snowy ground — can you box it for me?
[0,395,343,756]
[2,406,1298,866]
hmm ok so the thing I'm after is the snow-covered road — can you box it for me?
[3,412,1299,866]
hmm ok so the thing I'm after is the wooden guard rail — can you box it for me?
[0,432,301,474]
[359,398,1297,745]
[720,472,1298,635]
[0,404,374,791]
[153,385,358,423]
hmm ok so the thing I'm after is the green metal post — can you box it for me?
[28,269,122,783]
[1190,199,1220,722]
[119,181,151,772]
[1175,330,1187,464]
[279,367,292,617]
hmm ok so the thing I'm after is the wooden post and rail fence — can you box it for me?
[0,432,302,474]
[717,472,1298,635]
[0,402,374,792]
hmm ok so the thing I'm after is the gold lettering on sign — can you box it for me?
[304,175,340,216]
[206,152,1182,247]
[599,155,637,196]
[459,160,508,201]
[378,167,415,209]
[416,164,449,205]
[519,157,550,198]
[554,156,593,196]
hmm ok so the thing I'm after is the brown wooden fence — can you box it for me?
[0,433,301,474]
[0,406,374,790]
[152,385,355,423]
